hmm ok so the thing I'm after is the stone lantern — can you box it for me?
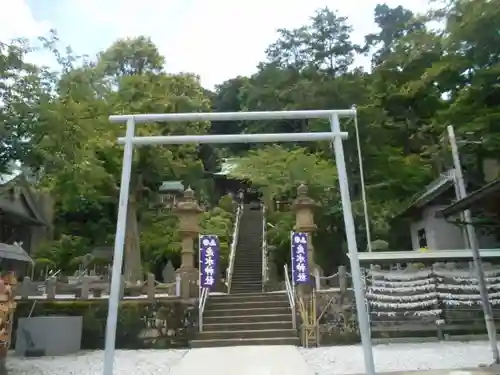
[158,181,184,210]
[174,187,202,299]
[291,183,321,275]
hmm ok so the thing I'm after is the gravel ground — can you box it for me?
[300,341,495,375]
[7,349,187,375]
[5,341,495,375]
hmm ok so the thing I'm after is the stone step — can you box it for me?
[231,274,262,280]
[231,289,263,294]
[234,257,262,261]
[203,313,293,325]
[232,274,261,277]
[204,306,290,318]
[229,287,262,292]
[233,271,261,275]
[232,268,261,272]
[231,280,262,285]
[197,328,297,341]
[230,286,263,293]
[233,264,260,267]
[234,258,262,269]
[231,281,262,287]
[209,292,288,303]
[190,336,299,348]
[233,263,261,267]
[233,269,261,273]
[234,258,262,263]
[207,299,290,310]
[202,320,293,332]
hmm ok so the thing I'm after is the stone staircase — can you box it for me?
[191,293,298,347]
[231,206,264,294]
[191,205,299,348]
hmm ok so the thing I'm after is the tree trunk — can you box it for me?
[124,196,143,283]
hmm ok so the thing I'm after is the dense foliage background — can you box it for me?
[1,0,498,276]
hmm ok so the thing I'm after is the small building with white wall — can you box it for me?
[393,169,500,251]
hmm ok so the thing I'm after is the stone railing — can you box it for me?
[14,272,183,301]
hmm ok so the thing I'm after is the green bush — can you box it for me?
[13,299,198,349]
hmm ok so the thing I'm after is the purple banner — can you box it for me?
[291,232,309,284]
[199,235,219,289]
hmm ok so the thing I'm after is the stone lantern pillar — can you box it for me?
[174,187,202,299]
[291,183,322,276]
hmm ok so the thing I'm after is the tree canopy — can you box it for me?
[1,0,498,276]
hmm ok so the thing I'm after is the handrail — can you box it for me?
[284,264,297,329]
[261,204,268,292]
[226,203,243,293]
[198,286,209,332]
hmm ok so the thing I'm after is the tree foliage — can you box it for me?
[1,0,498,275]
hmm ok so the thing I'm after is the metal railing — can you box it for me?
[226,203,243,294]
[198,286,209,332]
[261,205,268,292]
[284,264,296,329]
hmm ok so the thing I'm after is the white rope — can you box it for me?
[368,269,432,280]
[434,268,500,278]
[437,283,500,291]
[442,299,500,306]
[368,278,436,287]
[369,299,438,309]
[370,309,442,317]
[154,280,176,287]
[368,284,436,293]
[319,272,339,280]
[439,276,500,283]
[366,291,437,302]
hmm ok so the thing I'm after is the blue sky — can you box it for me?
[4,0,430,89]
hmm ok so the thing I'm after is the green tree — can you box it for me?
[31,37,211,282]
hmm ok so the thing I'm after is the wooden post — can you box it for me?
[46,277,56,300]
[119,276,125,300]
[81,277,91,300]
[147,273,155,301]
[338,266,347,293]
[19,277,32,299]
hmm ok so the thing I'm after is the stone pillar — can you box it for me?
[291,183,322,276]
[174,187,202,299]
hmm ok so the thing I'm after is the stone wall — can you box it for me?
[13,299,198,350]
[314,290,359,345]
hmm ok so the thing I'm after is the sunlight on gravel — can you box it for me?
[5,341,497,375]
[7,349,187,375]
[300,341,495,375]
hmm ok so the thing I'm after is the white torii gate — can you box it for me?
[103,109,376,375]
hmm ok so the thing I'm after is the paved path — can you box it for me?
[169,345,313,375]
